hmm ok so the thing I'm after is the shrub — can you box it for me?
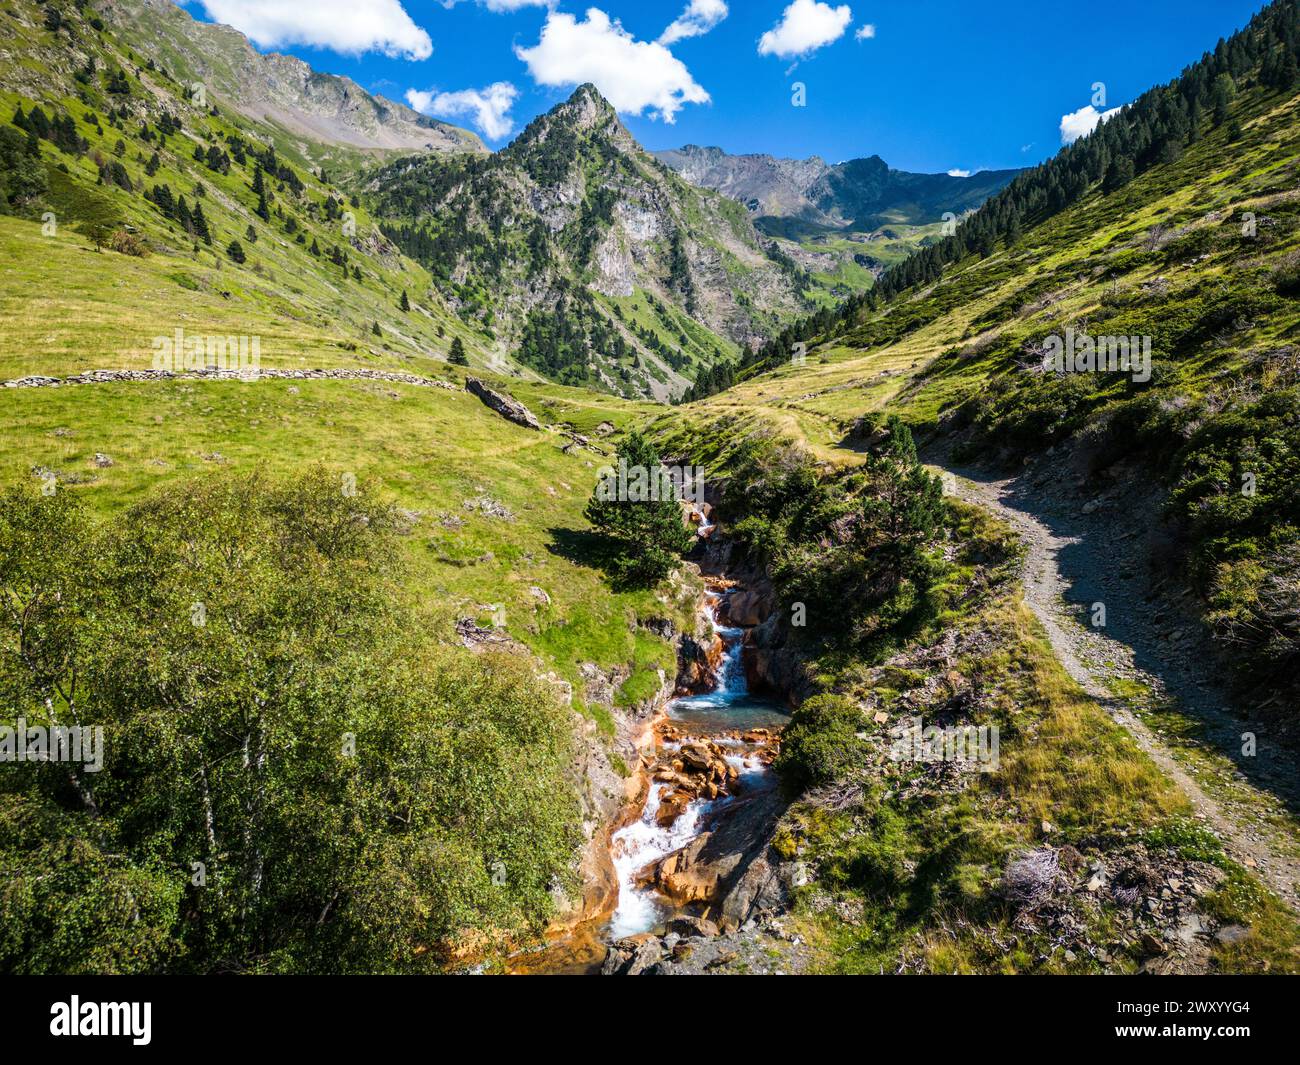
[0,471,580,972]
[775,695,865,793]
[108,228,147,256]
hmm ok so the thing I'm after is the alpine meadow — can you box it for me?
[1,0,1299,1016]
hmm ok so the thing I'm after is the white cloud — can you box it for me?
[855,23,875,40]
[438,0,552,9]
[406,82,519,140]
[947,168,971,178]
[758,0,852,59]
[1060,103,1121,144]
[516,9,710,124]
[198,0,432,60]
[659,0,729,45]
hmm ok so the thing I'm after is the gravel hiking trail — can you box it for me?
[936,458,1300,913]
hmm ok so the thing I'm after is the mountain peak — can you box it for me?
[508,82,634,157]
[569,83,614,108]
[558,83,622,131]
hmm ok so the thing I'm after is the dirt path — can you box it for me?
[936,460,1300,913]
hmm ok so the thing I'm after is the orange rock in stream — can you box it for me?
[656,791,691,827]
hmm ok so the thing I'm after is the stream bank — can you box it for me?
[513,535,803,974]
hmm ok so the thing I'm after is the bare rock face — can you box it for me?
[638,786,788,912]
[718,846,794,931]
[723,589,773,626]
[464,378,541,431]
[677,632,724,694]
[743,613,815,706]
[99,0,485,154]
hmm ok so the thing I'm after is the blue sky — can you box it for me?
[185,1,1268,173]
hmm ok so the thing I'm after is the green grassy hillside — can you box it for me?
[0,0,520,380]
[673,4,1300,711]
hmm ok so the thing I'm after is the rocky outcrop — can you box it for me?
[455,618,523,652]
[650,734,742,829]
[601,935,665,976]
[717,583,775,627]
[464,378,542,431]
[637,785,789,921]
[744,613,815,705]
[676,631,724,694]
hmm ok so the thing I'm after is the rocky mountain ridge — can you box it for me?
[369,86,811,400]
[93,0,483,153]
[656,143,1020,231]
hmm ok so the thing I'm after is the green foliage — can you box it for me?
[0,126,46,211]
[0,471,580,973]
[583,429,695,588]
[0,796,184,974]
[1143,818,1228,866]
[722,419,944,647]
[774,695,864,793]
[853,420,945,589]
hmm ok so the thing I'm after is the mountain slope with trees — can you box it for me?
[367,85,817,401]
[0,0,505,379]
[714,0,1300,716]
[94,0,483,155]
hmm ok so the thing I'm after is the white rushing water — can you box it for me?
[605,589,781,941]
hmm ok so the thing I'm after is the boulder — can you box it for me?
[464,378,541,431]
[667,915,720,939]
[656,791,692,827]
[677,633,722,694]
[641,786,788,908]
[605,938,663,976]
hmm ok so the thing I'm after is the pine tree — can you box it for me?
[399,290,411,312]
[584,430,695,588]
[190,202,211,244]
[1278,48,1300,91]
[226,240,246,264]
[449,337,468,366]
[371,321,381,337]
[1103,156,1135,193]
[853,417,945,592]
